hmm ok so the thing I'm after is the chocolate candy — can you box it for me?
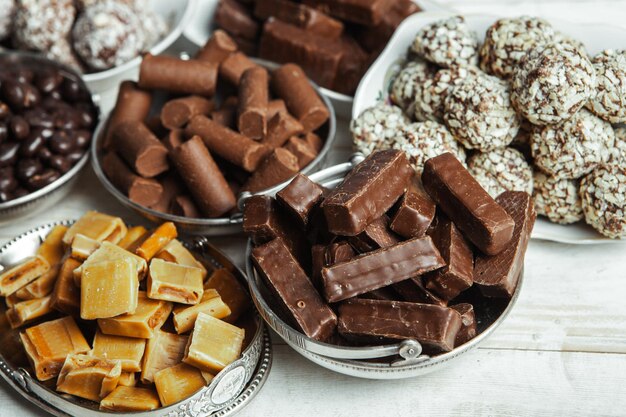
[26,168,60,191]
[303,132,323,153]
[254,0,344,39]
[195,29,238,64]
[392,277,447,306]
[304,0,393,26]
[211,96,238,128]
[284,136,317,169]
[220,52,258,86]
[276,174,325,228]
[0,141,19,167]
[389,182,436,238]
[160,96,214,130]
[354,0,419,51]
[252,237,337,341]
[349,215,399,253]
[104,81,151,148]
[102,152,163,207]
[49,131,75,155]
[139,54,218,97]
[450,303,477,346]
[267,99,287,119]
[337,298,462,352]
[271,63,330,132]
[111,121,169,178]
[322,150,413,236]
[185,115,270,172]
[171,195,200,218]
[215,0,259,41]
[48,155,72,174]
[237,67,269,139]
[9,115,30,140]
[423,215,474,300]
[170,136,236,218]
[321,236,445,303]
[262,111,303,148]
[422,152,515,256]
[242,148,299,192]
[149,175,182,214]
[473,191,536,298]
[162,129,184,152]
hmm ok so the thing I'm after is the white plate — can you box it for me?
[352,11,626,245]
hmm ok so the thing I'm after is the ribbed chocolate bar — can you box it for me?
[422,153,515,256]
[321,236,445,303]
[322,150,413,236]
[337,298,462,352]
[474,191,536,298]
[252,238,337,341]
[450,303,477,346]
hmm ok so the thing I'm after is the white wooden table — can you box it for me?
[2,1,626,416]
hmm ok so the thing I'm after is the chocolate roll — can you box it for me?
[171,195,201,218]
[160,96,215,130]
[104,81,151,149]
[262,112,304,148]
[185,115,270,172]
[271,63,330,132]
[170,136,236,218]
[149,175,182,214]
[242,148,299,192]
[283,136,317,169]
[238,67,269,139]
[303,132,323,152]
[162,129,184,151]
[102,151,163,207]
[267,99,287,119]
[195,29,238,64]
[211,96,238,128]
[138,54,218,97]
[220,52,258,86]
[111,121,169,178]
[215,0,259,41]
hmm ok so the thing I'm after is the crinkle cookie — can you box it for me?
[444,72,520,151]
[390,59,437,114]
[580,164,626,238]
[586,50,626,123]
[411,16,479,68]
[511,42,596,126]
[479,16,555,80]
[0,0,15,40]
[414,65,479,123]
[13,0,75,51]
[468,147,533,198]
[391,121,466,174]
[531,109,614,179]
[609,127,626,166]
[533,171,583,224]
[350,103,408,156]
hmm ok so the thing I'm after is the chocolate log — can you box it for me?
[149,175,182,214]
[254,0,343,39]
[267,99,287,119]
[111,121,169,178]
[211,96,238,129]
[321,236,445,303]
[169,136,236,218]
[170,195,200,218]
[392,277,447,306]
[421,153,515,256]
[160,96,214,130]
[238,67,269,139]
[104,81,151,149]
[303,0,394,26]
[389,182,436,239]
[262,112,304,148]
[473,191,536,297]
[215,0,259,41]
[138,54,218,97]
[195,29,238,64]
[321,150,413,236]
[252,238,337,341]
[102,152,163,207]
[161,129,184,152]
[337,298,462,352]
[275,174,325,228]
[242,148,299,192]
[220,52,258,86]
[283,136,317,169]
[450,303,477,346]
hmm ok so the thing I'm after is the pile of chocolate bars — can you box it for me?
[214,0,421,94]
[245,150,536,354]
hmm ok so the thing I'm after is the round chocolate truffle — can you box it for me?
[390,59,437,114]
[553,31,587,54]
[511,42,596,126]
[586,50,626,123]
[580,164,626,238]
[444,72,520,151]
[350,103,408,156]
[533,171,583,224]
[72,2,145,70]
[45,40,85,73]
[391,121,466,174]
[479,16,555,80]
[0,0,15,41]
[468,147,533,198]
[411,16,479,68]
[609,127,626,166]
[13,0,75,51]
[531,109,614,179]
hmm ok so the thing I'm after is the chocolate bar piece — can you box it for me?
[333,35,369,95]
[102,152,163,207]
[254,0,343,39]
[322,150,413,236]
[215,0,259,41]
[392,277,447,306]
[303,132,323,152]
[262,112,304,148]
[104,81,151,149]
[359,286,398,301]
[252,238,337,341]
[242,148,299,192]
[139,54,217,97]
[423,215,473,300]
[160,96,214,130]
[474,191,536,297]
[275,174,324,228]
[303,0,394,26]
[326,241,355,265]
[422,153,515,256]
[354,0,420,52]
[220,52,258,86]
[196,29,238,64]
[321,236,445,302]
[238,67,269,139]
[310,244,327,291]
[349,215,399,253]
[283,136,317,169]
[111,121,169,178]
[337,298,462,352]
[450,303,477,346]
[389,183,436,239]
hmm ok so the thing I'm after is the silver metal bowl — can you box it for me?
[0,222,272,416]
[91,58,337,236]
[0,52,99,223]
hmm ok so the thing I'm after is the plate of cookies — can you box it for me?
[351,12,626,244]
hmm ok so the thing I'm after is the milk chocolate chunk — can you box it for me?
[262,111,304,148]
[252,238,337,341]
[149,175,182,214]
[304,0,393,26]
[160,96,214,130]
[321,236,445,303]
[474,191,536,298]
[111,121,169,178]
[139,54,218,97]
[161,129,184,152]
[238,67,269,139]
[254,0,344,39]
[450,303,477,346]
[185,115,270,172]
[303,132,323,153]
[271,63,330,132]
[392,277,447,306]
[170,136,236,217]
[267,99,287,119]
[211,97,238,128]
[220,52,257,86]
[102,152,163,207]
[283,136,317,169]
[242,148,299,192]
[389,184,436,239]
[276,174,324,228]
[354,0,419,51]
[171,195,200,218]
[423,215,473,300]
[104,81,151,149]
[215,0,259,41]
[322,150,413,236]
[195,29,238,64]
[337,298,462,352]
[349,215,399,253]
[360,286,398,301]
[422,153,515,256]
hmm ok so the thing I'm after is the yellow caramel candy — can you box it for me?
[147,258,204,305]
[154,363,207,407]
[117,226,148,251]
[36,225,68,266]
[100,386,160,411]
[15,264,60,300]
[141,329,188,384]
[0,255,49,297]
[80,259,139,320]
[173,289,231,334]
[62,210,127,245]
[70,234,101,261]
[155,239,207,279]
[75,242,147,283]
[6,295,53,329]
[135,222,177,261]
[98,292,172,339]
[204,268,250,323]
[56,354,122,402]
[50,257,81,316]
[118,372,137,387]
[91,331,146,372]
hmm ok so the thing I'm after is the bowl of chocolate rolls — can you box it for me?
[91,31,336,236]
[0,52,99,221]
[244,149,535,379]
[0,211,272,415]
